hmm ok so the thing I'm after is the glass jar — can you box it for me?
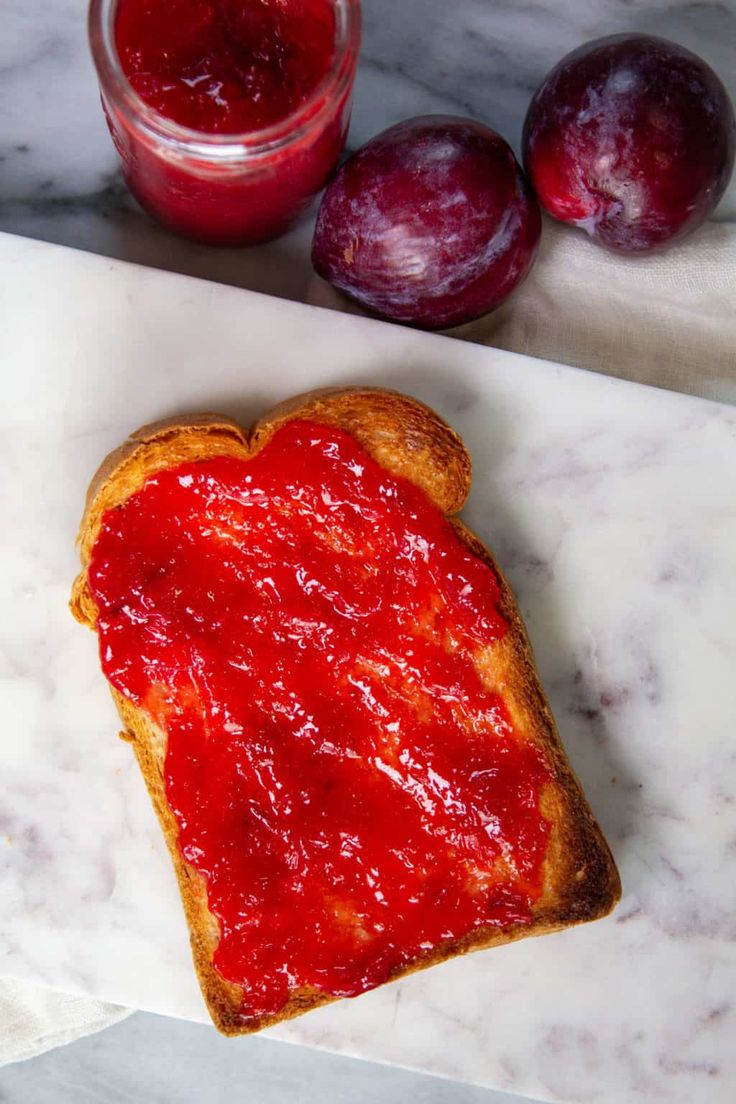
[88,0,362,245]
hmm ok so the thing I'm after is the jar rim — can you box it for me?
[88,0,362,161]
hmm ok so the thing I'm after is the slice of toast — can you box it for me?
[71,387,621,1035]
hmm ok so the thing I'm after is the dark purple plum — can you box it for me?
[311,116,541,329]
[523,34,735,253]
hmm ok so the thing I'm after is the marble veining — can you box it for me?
[0,233,734,1104]
[0,0,734,302]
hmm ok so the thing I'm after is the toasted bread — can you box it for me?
[71,387,621,1035]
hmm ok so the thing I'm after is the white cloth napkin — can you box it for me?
[3,217,733,1069]
[456,219,736,405]
[309,218,736,404]
[0,978,130,1066]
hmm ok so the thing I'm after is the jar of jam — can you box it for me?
[88,0,362,245]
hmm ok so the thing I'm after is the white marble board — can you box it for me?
[1,231,734,1104]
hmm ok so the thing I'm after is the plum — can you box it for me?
[311,116,541,329]
[522,34,735,253]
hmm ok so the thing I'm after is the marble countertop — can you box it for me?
[1,232,735,1104]
[0,1010,545,1104]
[1,0,734,306]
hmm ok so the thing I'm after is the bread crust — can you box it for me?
[71,387,621,1035]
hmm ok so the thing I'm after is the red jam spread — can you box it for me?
[89,420,551,1017]
[115,0,336,134]
[100,0,357,244]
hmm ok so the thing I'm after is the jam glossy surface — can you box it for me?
[115,0,336,134]
[89,420,551,1017]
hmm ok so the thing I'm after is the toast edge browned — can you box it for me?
[71,386,621,1036]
